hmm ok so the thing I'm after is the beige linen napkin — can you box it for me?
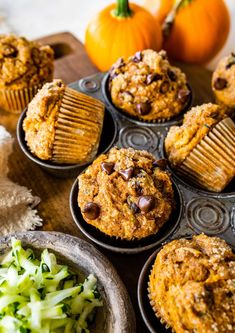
[0,126,42,235]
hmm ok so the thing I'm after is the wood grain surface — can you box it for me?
[0,32,214,333]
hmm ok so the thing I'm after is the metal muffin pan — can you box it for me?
[17,105,117,178]
[68,72,235,251]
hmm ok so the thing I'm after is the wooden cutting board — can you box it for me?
[0,32,214,333]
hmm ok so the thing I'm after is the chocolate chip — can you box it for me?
[136,102,151,115]
[129,202,140,214]
[82,202,100,220]
[214,78,227,90]
[138,195,155,213]
[133,51,142,63]
[153,159,167,170]
[231,52,235,57]
[167,69,177,81]
[178,89,191,104]
[101,162,114,175]
[119,167,134,181]
[160,81,170,93]
[146,73,162,85]
[3,44,18,58]
[135,182,143,195]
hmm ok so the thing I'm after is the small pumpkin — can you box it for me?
[85,0,162,72]
[144,0,230,64]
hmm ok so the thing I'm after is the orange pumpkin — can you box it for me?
[85,0,162,72]
[143,0,174,23]
[144,0,230,64]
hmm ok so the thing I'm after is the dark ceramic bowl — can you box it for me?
[69,177,183,254]
[102,72,193,127]
[0,231,136,333]
[17,107,117,178]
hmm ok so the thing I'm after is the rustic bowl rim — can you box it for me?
[0,231,136,333]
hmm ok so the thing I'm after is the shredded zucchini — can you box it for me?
[0,238,103,333]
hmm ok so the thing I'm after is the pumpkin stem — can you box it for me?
[162,0,192,38]
[113,0,132,18]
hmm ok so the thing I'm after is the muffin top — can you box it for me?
[165,103,226,166]
[109,49,190,122]
[78,147,174,240]
[0,34,54,89]
[149,234,235,333]
[23,79,65,160]
[212,53,235,109]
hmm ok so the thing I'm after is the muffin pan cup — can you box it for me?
[70,177,183,254]
[102,72,193,126]
[137,237,235,333]
[17,103,117,178]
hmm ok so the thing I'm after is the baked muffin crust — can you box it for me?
[109,49,190,121]
[23,79,65,160]
[149,234,235,333]
[78,147,174,240]
[165,103,226,166]
[212,53,235,111]
[0,34,54,89]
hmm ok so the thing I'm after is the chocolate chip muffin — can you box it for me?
[0,34,54,113]
[165,103,235,192]
[23,79,105,164]
[212,53,235,115]
[149,234,235,333]
[77,147,174,240]
[109,49,191,122]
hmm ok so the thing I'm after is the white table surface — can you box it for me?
[0,0,234,70]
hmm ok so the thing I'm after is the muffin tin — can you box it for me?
[16,69,235,332]
[67,72,235,249]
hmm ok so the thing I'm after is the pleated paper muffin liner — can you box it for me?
[148,266,173,331]
[0,85,42,114]
[52,87,104,164]
[178,117,235,192]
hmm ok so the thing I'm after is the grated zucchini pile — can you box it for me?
[0,238,103,333]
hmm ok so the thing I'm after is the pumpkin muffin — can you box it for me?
[212,53,235,115]
[109,49,191,122]
[0,34,54,113]
[165,103,235,192]
[149,234,235,333]
[23,79,105,164]
[77,147,174,240]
